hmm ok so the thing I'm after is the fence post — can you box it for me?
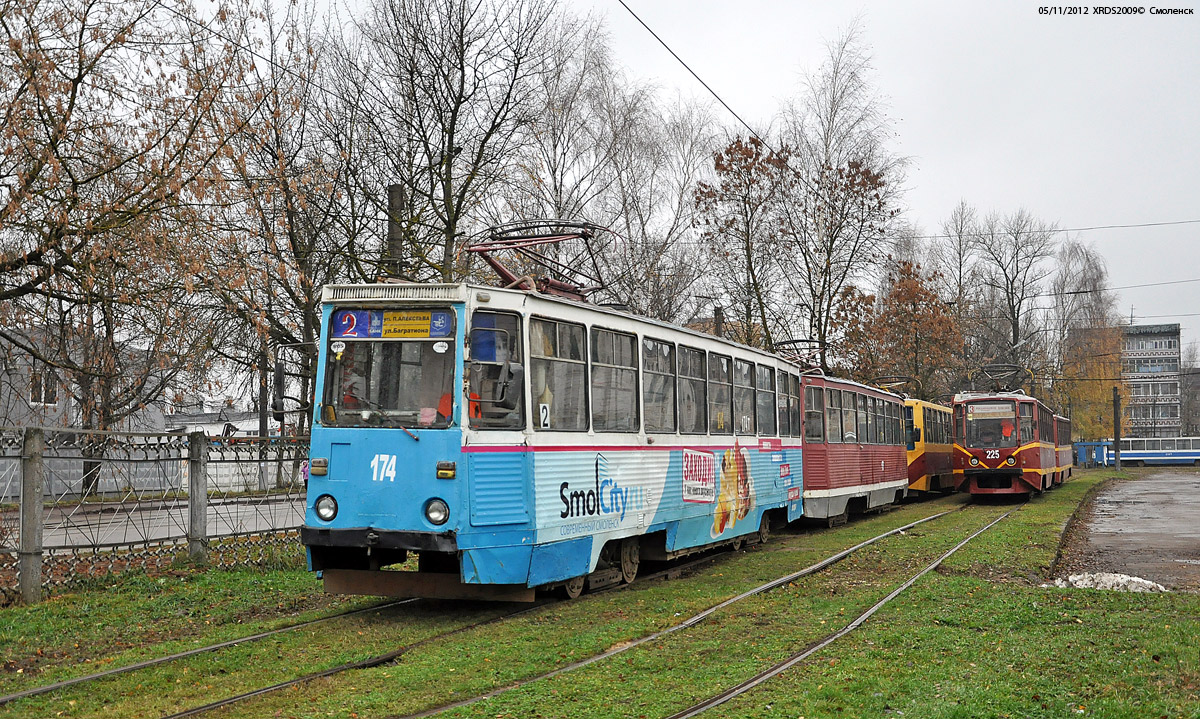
[19,427,45,604]
[187,431,208,563]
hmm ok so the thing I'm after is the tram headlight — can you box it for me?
[1006,456,1017,466]
[425,498,450,526]
[969,457,980,467]
[314,494,338,521]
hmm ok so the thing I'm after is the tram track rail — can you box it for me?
[392,507,960,719]
[157,549,735,719]
[0,599,419,707]
[0,503,965,718]
[665,505,1021,719]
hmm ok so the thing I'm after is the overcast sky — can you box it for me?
[568,0,1200,345]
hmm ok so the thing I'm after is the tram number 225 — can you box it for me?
[371,453,398,482]
[985,449,1000,460]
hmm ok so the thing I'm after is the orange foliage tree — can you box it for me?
[831,261,962,400]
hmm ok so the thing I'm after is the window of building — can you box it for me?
[30,363,58,405]
[530,318,588,431]
[591,328,639,432]
[709,354,732,435]
[678,347,707,435]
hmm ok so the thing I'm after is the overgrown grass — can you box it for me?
[0,496,966,718]
[0,561,370,688]
[8,469,1192,719]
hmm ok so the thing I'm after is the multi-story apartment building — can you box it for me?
[1121,323,1182,438]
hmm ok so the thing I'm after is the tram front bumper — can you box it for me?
[301,526,458,553]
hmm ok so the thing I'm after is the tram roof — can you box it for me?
[321,281,808,371]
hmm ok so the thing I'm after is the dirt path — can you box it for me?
[1060,470,1200,591]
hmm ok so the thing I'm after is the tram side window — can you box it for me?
[756,365,777,436]
[1019,403,1034,442]
[888,402,899,444]
[876,399,886,444]
[953,405,963,444]
[592,328,639,432]
[468,311,525,429]
[856,395,868,444]
[789,374,802,437]
[643,338,676,433]
[1161,439,1176,451]
[733,360,756,435]
[709,354,733,435]
[804,386,824,443]
[866,397,876,444]
[679,347,707,434]
[827,389,842,442]
[1131,439,1146,451]
[777,372,791,437]
[842,392,858,443]
[530,319,588,431]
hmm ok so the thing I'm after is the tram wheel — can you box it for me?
[619,537,640,584]
[757,513,771,545]
[560,575,586,600]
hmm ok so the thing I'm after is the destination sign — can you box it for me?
[331,309,454,339]
[966,402,1015,419]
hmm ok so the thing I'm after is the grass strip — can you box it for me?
[4,496,967,718]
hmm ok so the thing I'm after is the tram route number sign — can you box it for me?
[332,309,454,339]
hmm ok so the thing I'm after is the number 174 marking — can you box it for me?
[371,454,397,482]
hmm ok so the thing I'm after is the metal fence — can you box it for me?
[0,427,309,604]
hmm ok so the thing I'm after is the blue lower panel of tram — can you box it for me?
[304,430,798,589]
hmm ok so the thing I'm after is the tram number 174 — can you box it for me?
[371,453,398,482]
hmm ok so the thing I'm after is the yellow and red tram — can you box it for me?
[904,398,954,494]
[952,391,1072,496]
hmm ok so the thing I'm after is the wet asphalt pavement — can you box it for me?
[1079,470,1200,591]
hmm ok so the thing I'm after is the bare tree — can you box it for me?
[775,26,905,370]
[930,200,981,389]
[595,99,717,323]
[694,136,789,349]
[970,209,1059,371]
[355,0,556,281]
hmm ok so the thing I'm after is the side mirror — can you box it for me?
[495,362,524,410]
[911,427,922,444]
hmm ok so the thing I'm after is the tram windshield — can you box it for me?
[323,308,457,428]
[963,401,1018,449]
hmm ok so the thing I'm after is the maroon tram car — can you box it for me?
[952,391,1072,496]
[798,374,909,523]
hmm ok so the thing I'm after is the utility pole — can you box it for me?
[1112,386,1122,470]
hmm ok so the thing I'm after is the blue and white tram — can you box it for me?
[1104,437,1200,467]
[301,283,805,600]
